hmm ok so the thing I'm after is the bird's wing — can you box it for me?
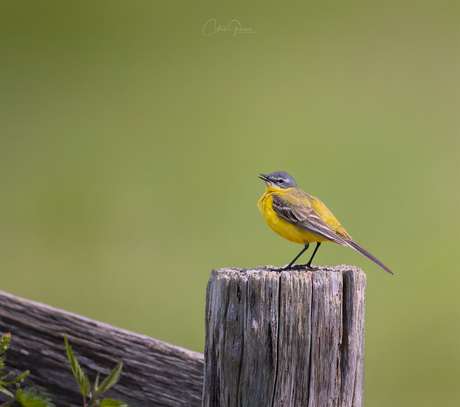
[271,191,348,246]
[272,189,394,274]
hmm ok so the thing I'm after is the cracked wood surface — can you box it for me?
[0,290,204,407]
[203,265,366,407]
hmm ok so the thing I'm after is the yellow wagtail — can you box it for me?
[258,171,393,274]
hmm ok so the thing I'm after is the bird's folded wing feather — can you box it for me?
[271,192,348,246]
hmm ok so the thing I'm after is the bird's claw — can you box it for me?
[266,264,317,272]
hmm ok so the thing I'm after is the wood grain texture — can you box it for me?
[0,290,204,407]
[203,265,367,407]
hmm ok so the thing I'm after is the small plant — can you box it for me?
[0,332,54,407]
[0,333,132,407]
[64,335,130,407]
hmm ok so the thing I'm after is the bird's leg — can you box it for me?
[305,242,321,268]
[279,244,309,271]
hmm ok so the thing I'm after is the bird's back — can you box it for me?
[306,192,354,242]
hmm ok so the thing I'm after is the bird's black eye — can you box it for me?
[279,179,284,183]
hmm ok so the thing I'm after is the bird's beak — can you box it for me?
[259,174,270,182]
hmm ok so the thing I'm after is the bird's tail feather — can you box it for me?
[345,240,394,275]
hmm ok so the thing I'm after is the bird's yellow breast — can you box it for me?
[258,189,329,245]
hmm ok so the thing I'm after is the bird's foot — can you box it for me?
[267,264,318,272]
[291,263,308,270]
[291,263,318,270]
[267,267,285,272]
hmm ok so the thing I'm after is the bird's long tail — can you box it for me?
[344,240,394,275]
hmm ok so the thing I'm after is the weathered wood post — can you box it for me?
[203,265,366,407]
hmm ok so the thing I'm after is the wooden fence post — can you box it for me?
[202,265,366,407]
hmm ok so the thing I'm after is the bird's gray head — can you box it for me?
[259,171,298,190]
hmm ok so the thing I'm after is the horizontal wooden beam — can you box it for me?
[0,290,204,407]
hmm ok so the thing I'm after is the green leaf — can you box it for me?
[64,335,90,397]
[1,369,30,386]
[92,361,123,397]
[0,333,12,371]
[94,370,100,393]
[0,370,15,381]
[0,384,14,398]
[15,388,55,407]
[99,399,130,407]
[0,333,11,354]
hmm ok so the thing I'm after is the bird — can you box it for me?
[257,171,393,274]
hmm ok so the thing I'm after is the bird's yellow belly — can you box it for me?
[258,194,328,245]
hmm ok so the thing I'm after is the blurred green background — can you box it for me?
[1,1,459,406]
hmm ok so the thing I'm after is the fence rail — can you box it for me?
[0,290,204,407]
